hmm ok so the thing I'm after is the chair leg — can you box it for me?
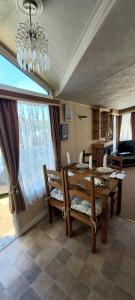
[48,205,53,223]
[91,226,96,253]
[110,195,114,218]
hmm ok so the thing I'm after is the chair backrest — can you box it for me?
[107,155,123,171]
[83,150,92,163]
[64,171,96,220]
[67,152,71,166]
[43,165,65,197]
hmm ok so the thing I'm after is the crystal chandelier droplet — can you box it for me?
[16,2,50,73]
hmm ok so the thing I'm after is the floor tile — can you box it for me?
[55,268,75,293]
[15,252,32,273]
[27,243,43,259]
[20,236,36,252]
[45,258,64,279]
[0,259,20,288]
[116,270,135,297]
[68,279,90,300]
[0,215,135,300]
[110,285,134,300]
[79,264,98,288]
[55,248,72,264]
[19,287,40,300]
[22,262,41,284]
[75,244,91,261]
[7,275,28,300]
[65,254,84,277]
[120,255,135,278]
[0,291,12,300]
[64,239,81,254]
[31,271,53,298]
[0,283,4,295]
[86,253,105,272]
[45,283,65,300]
[94,274,115,299]
[87,290,104,300]
[101,260,119,281]
[55,232,69,246]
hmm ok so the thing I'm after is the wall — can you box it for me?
[17,101,92,233]
[60,101,92,166]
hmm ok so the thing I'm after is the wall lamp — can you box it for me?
[78,115,88,120]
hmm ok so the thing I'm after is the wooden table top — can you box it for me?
[67,164,118,198]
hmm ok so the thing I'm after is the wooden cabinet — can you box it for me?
[92,107,110,140]
[92,141,113,166]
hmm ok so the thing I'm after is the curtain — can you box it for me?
[49,106,61,170]
[117,115,122,142]
[131,112,135,140]
[113,115,117,152]
[0,99,25,214]
[18,102,55,205]
[120,113,132,141]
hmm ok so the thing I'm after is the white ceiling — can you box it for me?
[59,0,135,109]
[1,0,135,109]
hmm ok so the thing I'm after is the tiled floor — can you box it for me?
[0,195,15,251]
[0,215,135,300]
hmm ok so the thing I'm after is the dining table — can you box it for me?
[66,163,124,244]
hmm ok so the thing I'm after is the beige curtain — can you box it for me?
[0,99,25,214]
[49,106,61,170]
[131,112,135,140]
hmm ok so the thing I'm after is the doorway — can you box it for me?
[0,149,15,251]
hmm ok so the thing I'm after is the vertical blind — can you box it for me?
[18,102,55,205]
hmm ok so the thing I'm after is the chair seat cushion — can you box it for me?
[71,196,102,217]
[50,188,64,201]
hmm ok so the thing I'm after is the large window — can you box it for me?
[0,55,48,95]
[120,113,132,141]
[18,103,55,205]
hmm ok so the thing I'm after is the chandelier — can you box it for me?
[16,0,50,73]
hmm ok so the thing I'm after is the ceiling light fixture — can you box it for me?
[16,0,50,73]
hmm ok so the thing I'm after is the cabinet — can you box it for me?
[92,141,113,166]
[92,107,110,140]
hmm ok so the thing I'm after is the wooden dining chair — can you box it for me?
[82,150,92,163]
[43,165,68,235]
[107,155,123,217]
[64,172,103,253]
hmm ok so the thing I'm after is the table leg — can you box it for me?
[101,196,108,244]
[117,180,122,215]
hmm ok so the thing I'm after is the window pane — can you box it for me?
[120,113,132,141]
[0,149,8,195]
[18,103,55,205]
[0,55,48,95]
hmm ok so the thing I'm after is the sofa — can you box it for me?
[114,140,135,167]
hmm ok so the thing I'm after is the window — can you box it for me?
[0,54,48,95]
[120,113,132,141]
[18,102,55,205]
[0,149,8,195]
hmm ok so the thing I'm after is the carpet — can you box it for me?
[121,166,135,221]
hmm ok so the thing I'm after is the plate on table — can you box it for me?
[96,167,113,174]
[76,163,89,169]
[84,177,101,186]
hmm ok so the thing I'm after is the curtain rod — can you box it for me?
[119,106,135,114]
[0,89,60,106]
